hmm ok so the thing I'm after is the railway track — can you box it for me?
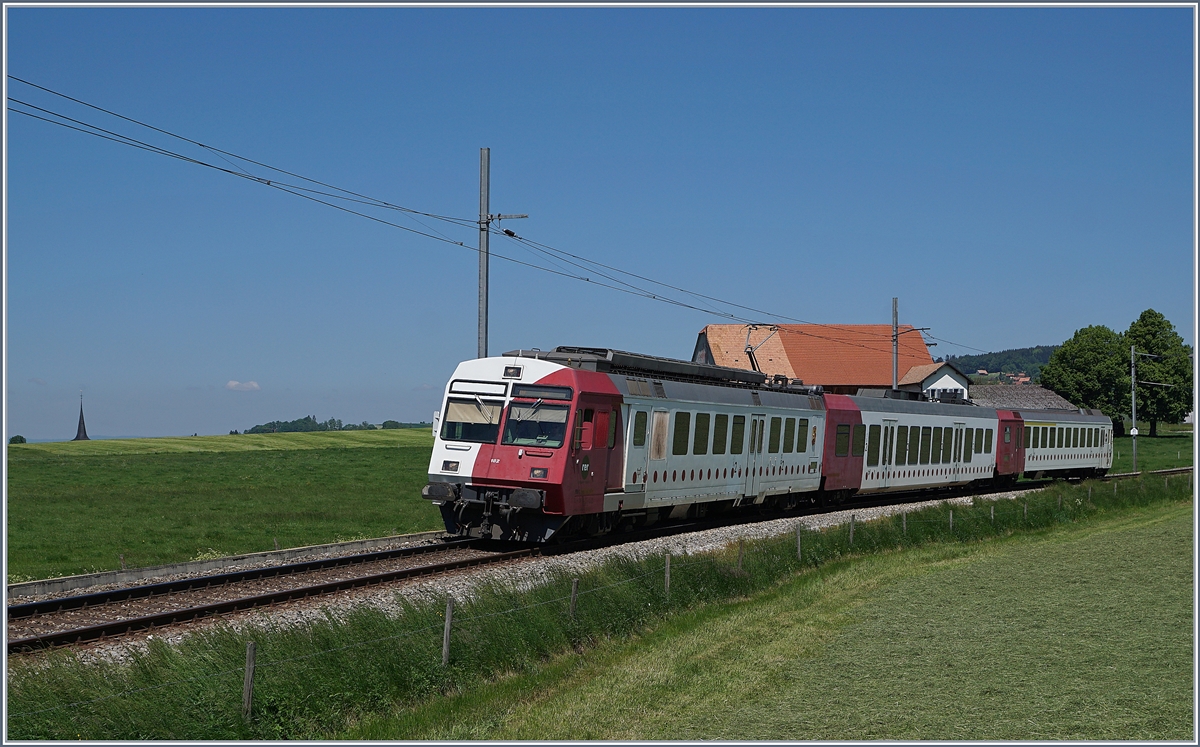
[9,469,1184,655]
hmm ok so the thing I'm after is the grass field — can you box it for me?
[354,500,1194,740]
[1110,425,1193,473]
[6,431,442,580]
[7,477,1191,740]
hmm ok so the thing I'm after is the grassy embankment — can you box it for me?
[7,475,1192,740]
[6,431,442,581]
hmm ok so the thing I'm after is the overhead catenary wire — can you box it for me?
[9,77,979,358]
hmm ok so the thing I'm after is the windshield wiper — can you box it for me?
[474,394,494,424]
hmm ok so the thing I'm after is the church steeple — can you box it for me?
[73,392,90,441]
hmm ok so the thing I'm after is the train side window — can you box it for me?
[905,427,918,464]
[712,414,729,455]
[650,412,669,460]
[693,413,710,455]
[895,426,908,466]
[797,418,809,452]
[1026,426,1033,448]
[628,413,648,446]
[974,428,984,453]
[1093,428,1099,447]
[962,428,973,463]
[985,428,993,453]
[835,424,851,457]
[1058,427,1065,448]
[1101,429,1107,447]
[672,412,691,456]
[852,424,866,457]
[731,416,746,455]
[574,408,595,450]
[1003,426,1010,445]
[607,411,618,449]
[1074,428,1081,448]
[633,411,648,448]
[867,424,881,466]
[952,429,962,462]
[783,418,796,453]
[1040,426,1048,448]
[931,427,943,464]
[1086,428,1092,448]
[941,428,952,463]
[757,420,766,453]
[919,426,932,464]
[768,417,782,453]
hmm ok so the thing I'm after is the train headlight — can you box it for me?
[529,467,548,479]
[421,482,458,501]
[442,460,460,473]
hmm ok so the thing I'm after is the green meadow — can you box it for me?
[7,477,1192,740]
[6,431,442,581]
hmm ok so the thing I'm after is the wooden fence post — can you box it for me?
[1024,501,1028,519]
[664,553,671,599]
[442,598,454,667]
[737,538,744,571]
[242,641,256,720]
[570,578,579,619]
[949,510,953,532]
[990,505,994,523]
[849,514,855,546]
[902,511,906,535]
[1058,494,1062,510]
[796,524,803,563]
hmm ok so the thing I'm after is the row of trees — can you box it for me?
[1040,309,1193,437]
[240,417,410,434]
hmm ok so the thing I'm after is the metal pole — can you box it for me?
[1131,345,1138,472]
[892,297,898,391]
[478,148,490,359]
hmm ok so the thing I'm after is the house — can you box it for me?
[897,361,972,401]
[692,323,936,395]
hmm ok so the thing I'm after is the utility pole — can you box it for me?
[477,148,527,359]
[1131,345,1138,472]
[478,148,490,360]
[892,298,898,391]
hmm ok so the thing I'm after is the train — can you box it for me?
[421,347,1113,541]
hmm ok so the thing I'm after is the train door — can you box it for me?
[881,418,897,488]
[951,423,965,482]
[625,407,650,492]
[744,414,766,500]
[648,409,669,496]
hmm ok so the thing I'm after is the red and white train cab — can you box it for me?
[422,347,1113,541]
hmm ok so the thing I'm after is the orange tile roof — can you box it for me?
[697,324,934,388]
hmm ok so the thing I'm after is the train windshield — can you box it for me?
[501,402,570,448]
[441,398,504,443]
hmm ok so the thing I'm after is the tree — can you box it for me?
[381,420,402,429]
[9,435,26,444]
[1126,309,1193,437]
[1040,325,1128,431]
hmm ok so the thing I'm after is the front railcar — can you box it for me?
[421,356,622,541]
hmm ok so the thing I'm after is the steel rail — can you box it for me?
[8,548,534,654]
[8,538,477,621]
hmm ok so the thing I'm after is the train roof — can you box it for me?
[503,346,823,393]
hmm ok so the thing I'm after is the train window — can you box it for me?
[783,418,796,453]
[867,425,881,466]
[768,417,782,453]
[1085,428,1092,448]
[931,427,943,464]
[1101,429,1106,447]
[1040,426,1048,448]
[962,429,973,463]
[1004,426,1011,445]
[502,403,571,448]
[713,414,729,455]
[608,411,618,449]
[952,429,962,462]
[1094,428,1100,447]
[441,398,504,444]
[511,384,572,400]
[757,420,765,453]
[906,427,919,465]
[693,413,710,455]
[1027,427,1034,449]
[940,428,951,463]
[852,424,866,457]
[797,419,809,452]
[633,411,648,448]
[895,426,908,466]
[672,412,691,456]
[1074,428,1081,448]
[919,427,932,464]
[731,416,746,455]
[1057,427,1065,448]
[835,424,851,457]
[975,428,984,453]
[985,428,993,453]
[651,412,669,460]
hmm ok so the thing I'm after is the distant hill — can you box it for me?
[943,346,1059,383]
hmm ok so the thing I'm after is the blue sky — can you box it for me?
[5,6,1194,440]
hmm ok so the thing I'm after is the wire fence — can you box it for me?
[7,473,1190,739]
